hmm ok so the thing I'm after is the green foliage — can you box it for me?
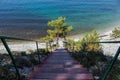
[40,35,53,42]
[69,30,120,80]
[66,39,74,51]
[66,30,100,52]
[81,30,100,52]
[110,27,120,38]
[48,17,66,28]
[107,66,120,80]
[28,49,34,54]
[29,49,50,63]
[15,57,32,67]
[75,30,102,68]
[47,16,73,41]
[74,41,83,51]
[0,66,17,80]
[47,30,56,38]
[39,49,50,56]
[106,60,120,80]
[40,16,73,47]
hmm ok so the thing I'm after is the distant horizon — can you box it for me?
[0,0,120,39]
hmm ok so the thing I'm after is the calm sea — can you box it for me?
[0,0,120,38]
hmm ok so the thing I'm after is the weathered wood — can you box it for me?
[30,49,93,80]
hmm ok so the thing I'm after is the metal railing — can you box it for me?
[0,36,42,80]
[83,41,120,80]
[1,35,119,80]
[66,41,120,80]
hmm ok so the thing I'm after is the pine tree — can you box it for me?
[47,16,73,46]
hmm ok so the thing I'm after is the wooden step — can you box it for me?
[29,49,93,80]
[34,73,93,80]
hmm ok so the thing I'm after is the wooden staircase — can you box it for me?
[29,49,93,80]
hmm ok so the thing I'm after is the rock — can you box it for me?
[19,67,33,76]
[94,76,100,80]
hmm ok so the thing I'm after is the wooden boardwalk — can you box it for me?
[30,49,93,80]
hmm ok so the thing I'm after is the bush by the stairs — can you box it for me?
[81,30,101,52]
[81,50,107,68]
[65,39,75,51]
[39,49,50,56]
[106,58,120,80]
[0,66,16,80]
[15,57,32,68]
[70,30,104,67]
[29,55,39,65]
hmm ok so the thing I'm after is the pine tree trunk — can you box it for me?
[63,32,67,42]
[56,34,59,47]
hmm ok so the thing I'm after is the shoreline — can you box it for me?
[0,29,120,59]
[68,29,113,40]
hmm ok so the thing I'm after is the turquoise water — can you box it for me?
[0,0,120,37]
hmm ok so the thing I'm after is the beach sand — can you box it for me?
[0,30,120,59]
[0,42,46,54]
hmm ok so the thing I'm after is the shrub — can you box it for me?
[106,59,120,80]
[15,57,32,68]
[12,51,21,56]
[74,41,83,52]
[28,49,34,54]
[21,51,27,56]
[0,66,16,80]
[110,27,120,39]
[81,30,101,52]
[66,30,101,52]
[29,57,39,65]
[66,39,75,51]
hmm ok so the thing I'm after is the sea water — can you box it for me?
[0,0,120,37]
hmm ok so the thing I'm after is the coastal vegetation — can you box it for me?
[0,16,120,80]
[0,16,73,80]
[66,30,100,52]
[0,49,50,80]
[110,27,120,39]
[39,17,120,79]
[66,30,120,80]
[40,16,73,47]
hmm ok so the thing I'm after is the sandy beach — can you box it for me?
[0,42,46,54]
[0,30,120,59]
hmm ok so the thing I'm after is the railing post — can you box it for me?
[1,38,21,80]
[73,42,74,51]
[49,42,52,53]
[102,47,120,80]
[36,41,41,63]
[46,42,48,51]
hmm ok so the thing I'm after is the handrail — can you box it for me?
[102,47,120,80]
[0,36,42,80]
[83,41,120,43]
[82,41,120,80]
[83,41,120,80]
[0,35,35,41]
[1,35,119,80]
